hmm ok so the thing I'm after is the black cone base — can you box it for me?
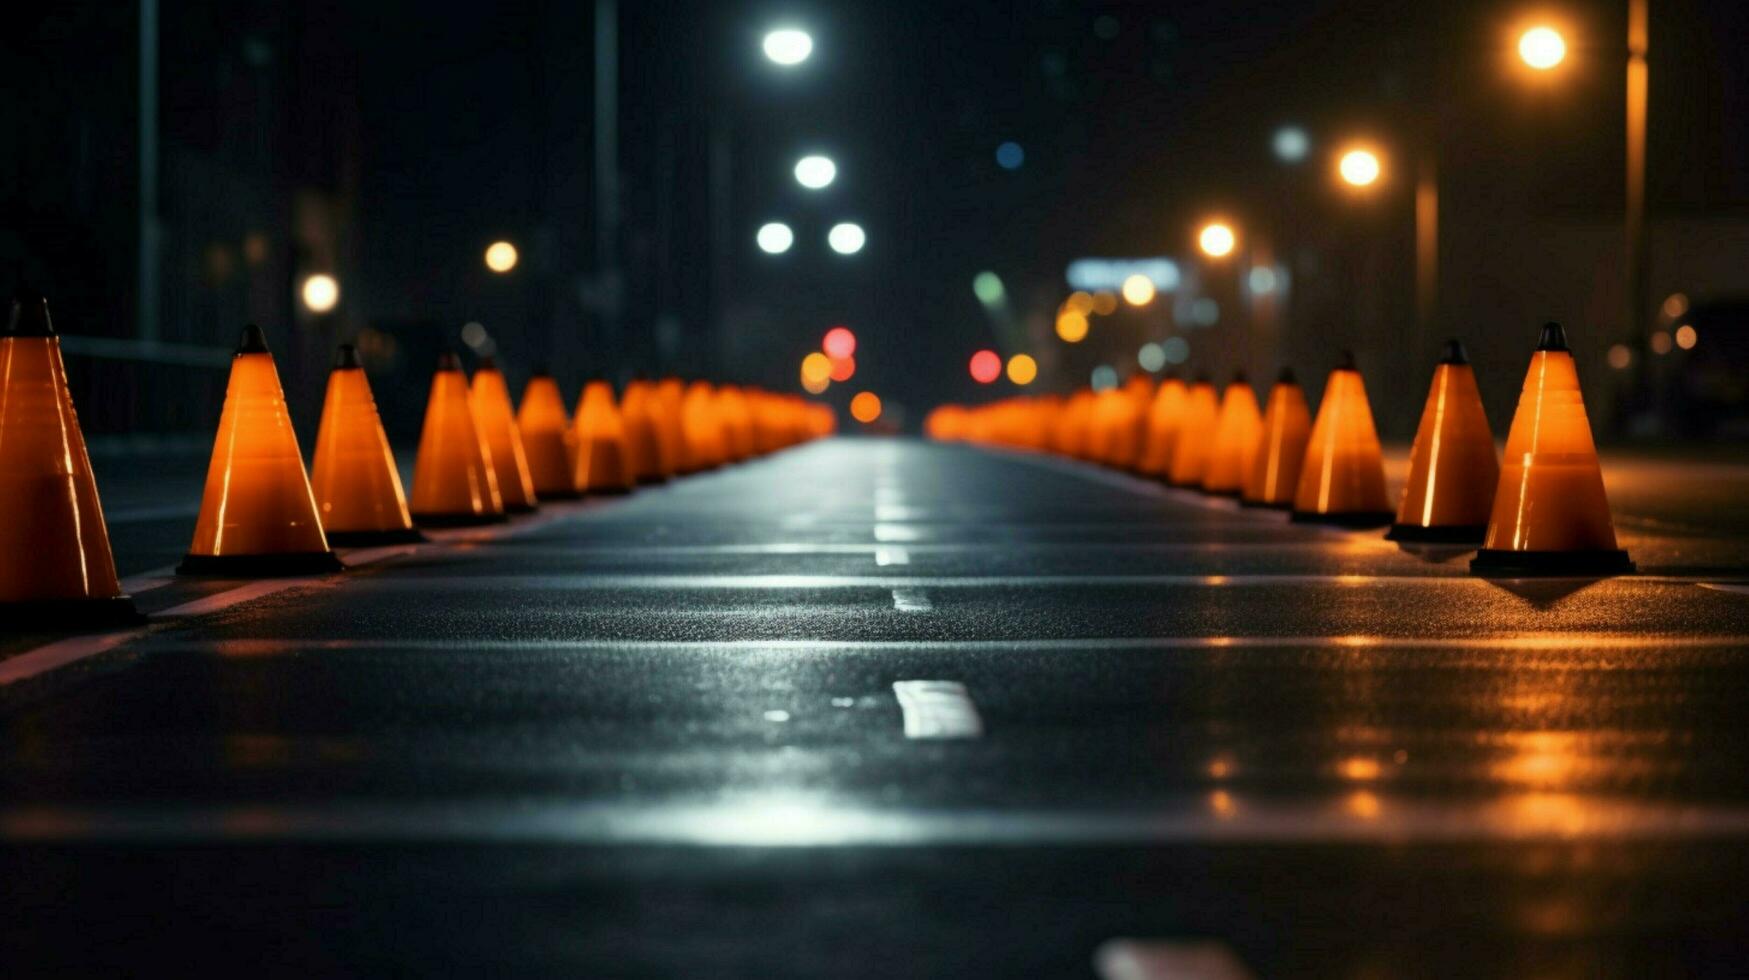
[1290,509,1394,529]
[534,488,585,501]
[1,596,145,630]
[1470,548,1636,577]
[1386,523,1489,544]
[1202,488,1244,499]
[1241,499,1294,511]
[585,486,635,496]
[177,551,345,576]
[413,511,511,528]
[503,503,539,515]
[325,527,428,547]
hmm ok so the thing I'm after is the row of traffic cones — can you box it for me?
[925,323,1634,577]
[2,292,834,628]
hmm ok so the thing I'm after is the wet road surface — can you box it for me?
[5,437,1749,977]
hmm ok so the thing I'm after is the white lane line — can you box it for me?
[1698,582,1749,595]
[156,578,324,618]
[1095,940,1255,980]
[326,572,1712,590]
[873,523,922,542]
[892,680,982,738]
[890,588,933,612]
[127,634,1749,655]
[104,504,199,524]
[876,504,924,521]
[337,544,420,567]
[9,792,1749,846]
[434,540,1384,556]
[874,546,911,566]
[117,575,174,595]
[0,631,139,687]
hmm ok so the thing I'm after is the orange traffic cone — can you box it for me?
[470,356,538,514]
[180,325,343,574]
[410,351,505,526]
[1387,340,1500,544]
[1203,374,1263,496]
[1472,323,1634,575]
[1135,375,1187,477]
[622,380,674,482]
[574,381,636,493]
[516,372,580,499]
[1292,352,1392,527]
[0,291,141,625]
[1167,377,1219,486]
[309,344,423,546]
[655,378,692,474]
[1242,368,1312,509]
[682,381,725,471]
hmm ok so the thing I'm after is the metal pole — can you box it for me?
[137,0,159,341]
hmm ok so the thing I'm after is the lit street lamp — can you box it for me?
[1198,222,1237,259]
[1517,26,1567,70]
[762,29,813,66]
[1337,148,1382,188]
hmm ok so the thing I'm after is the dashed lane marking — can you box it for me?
[1094,939,1255,980]
[874,546,911,566]
[892,680,982,738]
[890,588,933,612]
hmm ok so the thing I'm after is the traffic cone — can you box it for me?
[1167,377,1219,486]
[682,381,725,471]
[179,325,343,575]
[1242,368,1312,509]
[1135,376,1187,477]
[516,372,580,499]
[1472,323,1634,575]
[1203,374,1263,496]
[309,344,423,547]
[573,381,636,493]
[1291,352,1392,527]
[655,378,692,474]
[0,291,141,625]
[1388,340,1499,544]
[410,352,505,526]
[470,357,538,514]
[622,379,673,482]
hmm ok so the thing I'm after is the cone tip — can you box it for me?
[237,323,270,354]
[1336,349,1357,371]
[1439,338,1469,365]
[333,344,361,369]
[5,289,54,337]
[1537,321,1570,352]
[1276,366,1297,385]
[436,350,463,371]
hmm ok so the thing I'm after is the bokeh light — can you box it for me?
[829,355,856,382]
[1063,291,1094,315]
[823,326,856,359]
[1006,353,1038,385]
[827,222,866,254]
[762,28,813,66]
[1650,330,1673,355]
[1662,293,1690,320]
[1273,125,1310,163]
[1191,298,1221,326]
[1248,267,1279,294]
[484,241,519,273]
[800,352,833,387]
[850,391,882,423]
[973,271,1006,305]
[1198,222,1236,258]
[1091,292,1118,316]
[995,142,1025,170]
[1056,310,1090,343]
[1675,324,1698,349]
[795,155,837,189]
[1338,148,1382,187]
[1121,273,1157,306]
[1607,344,1633,370]
[756,222,795,254]
[1161,336,1190,364]
[969,350,1002,384]
[1090,365,1118,391]
[1518,26,1566,70]
[1137,342,1166,373]
[300,273,339,313]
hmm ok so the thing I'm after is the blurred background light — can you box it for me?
[484,241,519,273]
[995,141,1025,170]
[1120,273,1157,306]
[756,222,795,254]
[1248,267,1278,294]
[300,273,339,313]
[1138,342,1166,373]
[1651,330,1673,355]
[1191,297,1220,326]
[801,372,830,395]
[1064,291,1094,315]
[1662,293,1690,320]
[1055,309,1090,343]
[973,271,1006,306]
[1090,365,1118,391]
[795,155,837,189]
[850,391,882,423]
[460,321,488,348]
[1161,336,1190,364]
[822,326,856,359]
[1065,258,1180,292]
[828,355,856,381]
[800,352,833,387]
[1091,292,1118,316]
[1272,125,1310,163]
[1517,26,1566,70]
[1338,148,1382,187]
[827,222,866,254]
[1198,222,1236,258]
[762,28,814,66]
[1676,324,1698,349]
[1608,344,1634,370]
[969,349,1002,384]
[1006,353,1038,385]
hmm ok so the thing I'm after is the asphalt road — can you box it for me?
[4,437,1749,977]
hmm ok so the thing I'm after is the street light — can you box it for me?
[1338,148,1382,187]
[1120,273,1157,306]
[756,222,795,254]
[1198,222,1237,258]
[1517,26,1567,70]
[762,29,813,66]
[300,274,339,313]
[794,155,836,190]
[484,241,519,273]
[827,222,865,255]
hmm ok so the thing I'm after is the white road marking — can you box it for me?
[337,544,420,566]
[890,588,933,612]
[1698,582,1749,595]
[874,546,911,566]
[324,572,1710,590]
[1095,940,1255,980]
[157,578,323,618]
[117,574,175,595]
[873,523,922,542]
[0,631,139,687]
[876,504,924,521]
[892,680,982,738]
